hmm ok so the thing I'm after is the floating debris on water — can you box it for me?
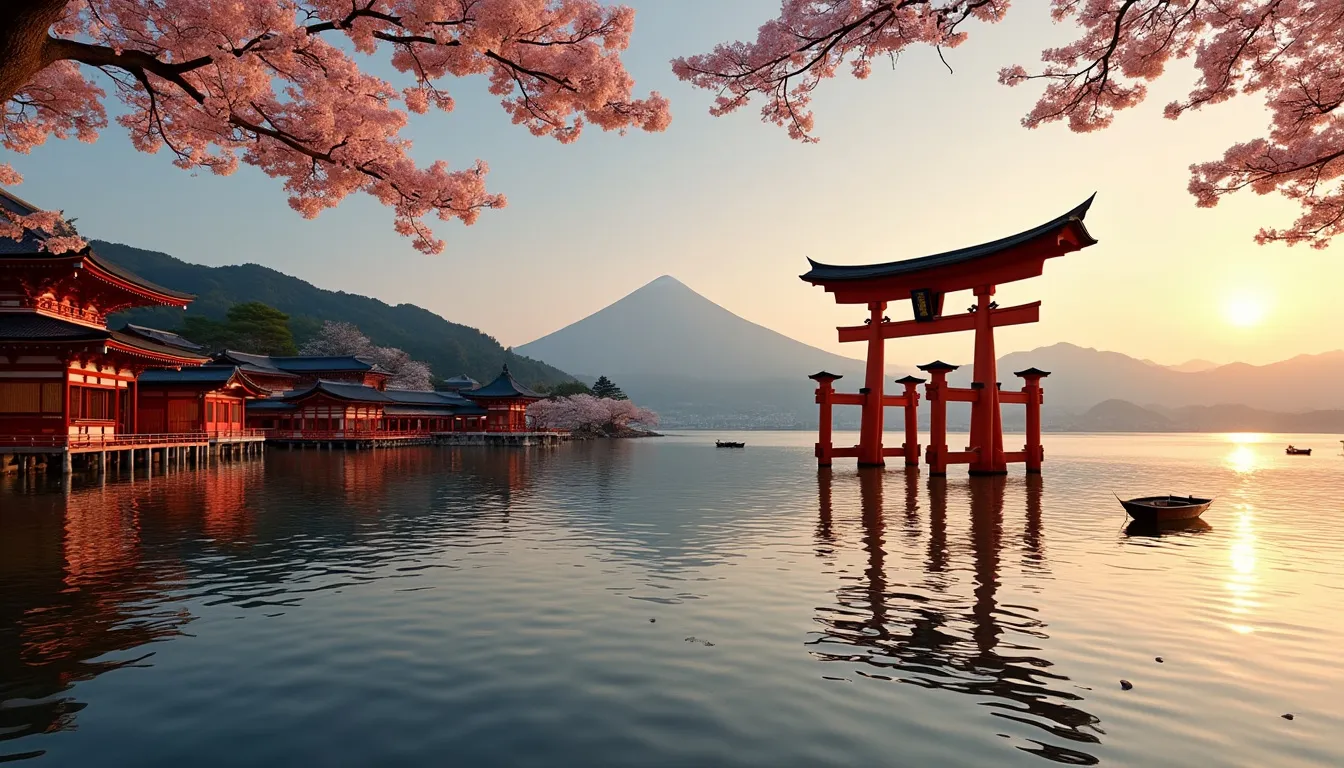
[1282,714,1295,721]
[1120,680,1133,691]
[649,618,656,623]
[1155,657,1164,663]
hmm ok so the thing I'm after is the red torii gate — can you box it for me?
[802,196,1098,475]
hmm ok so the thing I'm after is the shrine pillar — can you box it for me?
[895,375,924,468]
[1015,368,1050,473]
[858,302,887,467]
[918,362,958,476]
[969,286,1005,475]
[810,372,842,467]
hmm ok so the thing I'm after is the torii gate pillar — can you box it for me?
[969,286,1006,475]
[858,302,887,466]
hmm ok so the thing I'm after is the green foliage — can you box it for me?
[225,302,299,354]
[97,240,573,386]
[591,375,627,400]
[174,302,298,354]
[543,380,594,398]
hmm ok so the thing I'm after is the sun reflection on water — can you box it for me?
[1224,506,1259,634]
[1223,433,1267,474]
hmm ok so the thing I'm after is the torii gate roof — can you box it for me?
[801,195,1097,303]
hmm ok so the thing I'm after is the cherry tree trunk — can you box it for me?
[0,0,68,103]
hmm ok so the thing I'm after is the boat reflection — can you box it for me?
[811,470,1103,766]
[1124,518,1214,538]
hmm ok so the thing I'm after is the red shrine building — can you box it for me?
[2,190,561,470]
[461,366,545,432]
[246,379,487,441]
[0,191,210,449]
[803,196,1098,475]
[212,350,391,393]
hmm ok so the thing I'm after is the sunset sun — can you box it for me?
[1223,295,1267,328]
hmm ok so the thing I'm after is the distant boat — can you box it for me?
[715,440,745,448]
[1117,494,1214,523]
[1286,445,1312,456]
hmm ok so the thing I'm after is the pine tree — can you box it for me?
[591,376,627,400]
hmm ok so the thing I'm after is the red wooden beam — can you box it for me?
[999,391,1028,405]
[880,395,912,407]
[831,446,861,458]
[941,450,980,465]
[942,387,980,403]
[831,393,865,406]
[881,446,908,457]
[836,301,1041,343]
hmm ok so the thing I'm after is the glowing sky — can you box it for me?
[6,1,1340,367]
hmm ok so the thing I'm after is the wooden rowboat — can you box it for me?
[1117,494,1214,523]
[715,440,745,448]
[1286,445,1311,456]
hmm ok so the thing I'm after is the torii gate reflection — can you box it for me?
[803,197,1098,475]
[811,470,1102,763]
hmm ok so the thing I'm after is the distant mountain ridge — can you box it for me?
[518,275,1344,429]
[518,275,869,380]
[1062,399,1344,433]
[94,240,573,387]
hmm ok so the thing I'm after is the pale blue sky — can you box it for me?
[7,1,1339,366]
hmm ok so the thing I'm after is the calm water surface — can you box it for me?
[1,432,1342,766]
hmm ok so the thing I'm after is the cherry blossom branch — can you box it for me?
[2,0,670,254]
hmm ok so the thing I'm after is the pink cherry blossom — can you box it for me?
[300,320,434,390]
[528,393,658,433]
[1,0,670,254]
[678,0,1344,247]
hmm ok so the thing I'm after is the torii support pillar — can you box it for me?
[858,302,887,467]
[969,286,1006,476]
[810,371,843,467]
[918,361,959,476]
[1015,367,1050,473]
[895,375,925,468]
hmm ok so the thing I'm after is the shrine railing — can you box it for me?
[262,429,433,440]
[0,432,212,449]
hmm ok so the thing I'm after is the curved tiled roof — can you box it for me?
[801,195,1096,283]
[466,365,543,400]
[0,313,207,362]
[122,323,205,352]
[0,189,194,302]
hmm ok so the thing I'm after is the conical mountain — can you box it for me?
[517,275,866,381]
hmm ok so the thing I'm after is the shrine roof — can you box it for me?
[384,389,456,405]
[287,380,394,403]
[1013,367,1052,378]
[0,313,208,362]
[245,398,297,412]
[0,189,194,303]
[380,389,489,415]
[801,195,1096,285]
[269,355,380,373]
[107,329,211,361]
[214,351,298,378]
[917,360,960,372]
[465,365,543,400]
[121,323,205,353]
[809,371,843,381]
[0,313,106,341]
[139,366,239,386]
[440,373,480,390]
[894,375,927,385]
